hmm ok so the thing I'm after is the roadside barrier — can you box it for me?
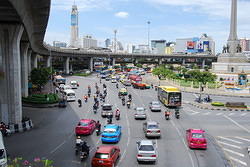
[9,120,33,133]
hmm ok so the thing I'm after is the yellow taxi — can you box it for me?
[119,88,128,95]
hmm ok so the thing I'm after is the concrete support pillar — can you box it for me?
[46,56,52,68]
[27,50,32,74]
[70,64,73,72]
[65,57,70,74]
[89,57,93,72]
[135,59,139,64]
[0,24,24,124]
[202,59,206,69]
[112,58,116,66]
[182,59,186,66]
[159,58,163,65]
[32,53,38,69]
[20,42,29,97]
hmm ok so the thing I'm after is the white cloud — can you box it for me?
[115,12,129,18]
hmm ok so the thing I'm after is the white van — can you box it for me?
[64,89,76,102]
[0,133,7,167]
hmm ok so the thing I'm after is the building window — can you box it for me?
[231,67,234,73]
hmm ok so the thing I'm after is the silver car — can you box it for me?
[143,121,161,138]
[136,140,157,163]
[134,107,147,120]
[149,101,161,112]
[101,104,113,117]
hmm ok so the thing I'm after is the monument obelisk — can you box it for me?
[212,0,250,81]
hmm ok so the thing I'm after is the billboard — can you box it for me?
[196,41,204,52]
[203,41,209,52]
[187,41,195,50]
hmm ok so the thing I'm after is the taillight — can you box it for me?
[137,154,142,157]
[151,155,156,157]
[157,130,160,133]
[147,130,151,133]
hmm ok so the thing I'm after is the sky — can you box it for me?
[44,0,250,53]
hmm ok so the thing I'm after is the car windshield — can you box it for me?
[148,125,158,129]
[137,108,145,111]
[95,153,109,159]
[192,133,204,138]
[104,128,116,133]
[152,102,160,105]
[139,145,154,151]
[67,93,75,96]
[0,149,5,159]
[79,122,89,126]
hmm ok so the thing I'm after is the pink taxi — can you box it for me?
[75,119,96,135]
[186,129,207,149]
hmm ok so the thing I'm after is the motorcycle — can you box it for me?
[78,100,82,107]
[96,129,101,136]
[115,114,120,120]
[127,102,131,109]
[80,151,88,161]
[165,112,170,120]
[175,112,180,119]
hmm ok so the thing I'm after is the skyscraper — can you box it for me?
[70,4,79,47]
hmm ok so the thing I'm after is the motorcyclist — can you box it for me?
[175,109,180,117]
[107,113,113,124]
[96,121,101,135]
[76,136,83,147]
[116,83,119,89]
[127,100,131,108]
[81,141,90,155]
[128,94,132,101]
[165,110,171,119]
[103,84,106,89]
[78,99,82,107]
[122,96,125,105]
[84,95,88,102]
[115,108,120,118]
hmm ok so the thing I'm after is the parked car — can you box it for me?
[101,104,113,117]
[101,124,122,143]
[149,101,161,112]
[143,121,161,138]
[136,140,157,164]
[75,119,96,135]
[134,107,147,120]
[186,129,207,149]
[92,145,120,167]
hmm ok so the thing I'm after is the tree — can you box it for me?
[187,70,216,85]
[30,68,50,91]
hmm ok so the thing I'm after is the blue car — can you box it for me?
[101,124,122,143]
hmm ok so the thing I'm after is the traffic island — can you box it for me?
[22,93,59,108]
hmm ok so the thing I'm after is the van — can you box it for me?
[0,133,7,167]
[64,89,76,102]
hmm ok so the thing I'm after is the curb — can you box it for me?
[22,103,58,108]
[8,120,34,134]
[188,102,250,112]
[181,90,250,98]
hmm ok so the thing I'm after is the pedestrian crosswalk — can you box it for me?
[216,136,250,167]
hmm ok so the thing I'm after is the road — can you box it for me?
[5,74,250,167]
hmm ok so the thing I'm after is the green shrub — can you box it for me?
[211,102,225,107]
[73,73,91,77]
[22,93,59,104]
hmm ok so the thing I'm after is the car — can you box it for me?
[149,101,161,112]
[101,124,122,143]
[132,82,146,89]
[60,85,72,92]
[136,140,157,164]
[101,74,107,79]
[92,145,120,167]
[123,80,131,86]
[186,129,207,149]
[119,88,128,96]
[143,121,161,138]
[111,79,117,83]
[70,80,78,89]
[101,104,113,117]
[145,84,151,89]
[105,77,111,81]
[75,119,96,135]
[134,107,147,120]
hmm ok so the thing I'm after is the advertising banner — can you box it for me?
[187,41,195,50]
[71,14,77,26]
[203,41,209,51]
[197,41,204,52]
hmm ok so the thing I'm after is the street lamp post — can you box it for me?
[114,30,117,53]
[147,21,151,54]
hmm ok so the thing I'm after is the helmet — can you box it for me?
[77,136,81,139]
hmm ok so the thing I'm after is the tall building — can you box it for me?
[126,44,136,53]
[53,41,67,48]
[151,40,166,54]
[70,4,79,48]
[82,35,97,49]
[240,38,250,51]
[105,39,111,48]
[165,42,176,54]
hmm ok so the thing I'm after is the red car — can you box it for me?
[92,145,120,167]
[75,119,96,135]
[186,129,207,149]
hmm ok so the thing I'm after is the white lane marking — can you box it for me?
[203,112,211,115]
[191,112,200,115]
[217,141,241,149]
[241,113,247,116]
[228,113,235,116]
[50,140,66,154]
[170,120,195,167]
[229,156,247,166]
[193,94,198,98]
[216,113,223,116]
[218,136,243,144]
[223,148,244,157]
[235,136,250,142]
[224,115,250,134]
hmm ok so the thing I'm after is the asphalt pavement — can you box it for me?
[5,74,250,167]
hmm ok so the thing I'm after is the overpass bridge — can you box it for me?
[0,0,217,125]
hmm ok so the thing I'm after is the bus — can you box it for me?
[53,75,66,86]
[158,86,182,107]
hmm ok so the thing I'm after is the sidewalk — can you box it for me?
[142,74,250,98]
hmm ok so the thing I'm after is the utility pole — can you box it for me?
[147,21,151,54]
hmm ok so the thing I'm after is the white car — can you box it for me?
[136,140,157,164]
[111,79,117,83]
[70,81,78,89]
